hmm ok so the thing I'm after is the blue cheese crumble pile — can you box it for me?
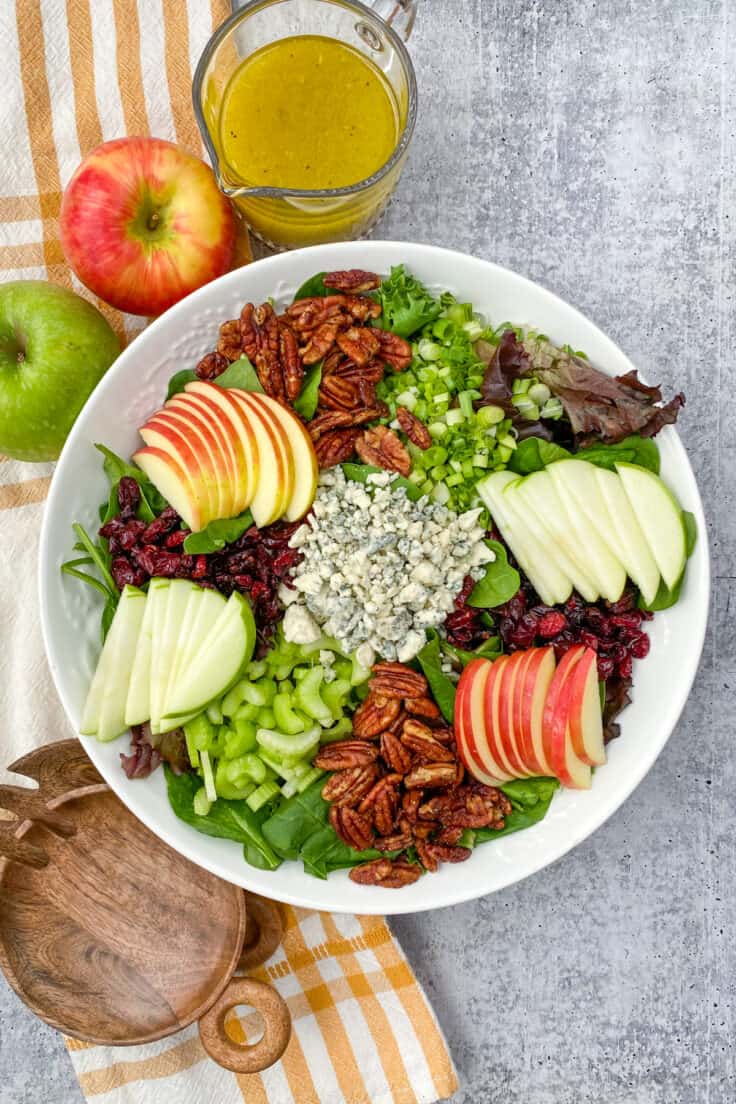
[281,467,494,662]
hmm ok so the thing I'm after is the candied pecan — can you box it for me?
[322,763,379,807]
[375,830,413,852]
[314,428,360,468]
[241,302,286,401]
[413,819,439,840]
[430,843,472,864]
[404,762,457,790]
[333,360,385,385]
[308,410,358,440]
[352,692,401,738]
[401,718,456,763]
[428,725,454,743]
[355,425,411,477]
[217,319,243,362]
[349,857,422,888]
[435,825,464,845]
[404,696,441,720]
[344,295,382,322]
[322,348,347,376]
[195,350,229,379]
[239,303,258,361]
[370,663,428,700]
[287,297,348,333]
[302,321,340,365]
[323,269,381,292]
[375,329,412,372]
[329,805,374,850]
[336,326,380,367]
[380,729,414,775]
[397,406,432,449]
[281,324,303,401]
[319,375,362,411]
[402,790,422,824]
[314,740,379,770]
[415,838,439,873]
[359,774,401,836]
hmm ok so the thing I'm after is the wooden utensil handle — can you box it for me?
[240,892,283,969]
[198,977,291,1073]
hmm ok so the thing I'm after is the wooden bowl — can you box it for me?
[0,740,290,1072]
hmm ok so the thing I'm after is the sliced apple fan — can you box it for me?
[81,579,256,743]
[133,382,317,532]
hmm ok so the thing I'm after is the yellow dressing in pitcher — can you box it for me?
[218,35,400,190]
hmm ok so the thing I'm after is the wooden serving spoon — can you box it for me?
[0,739,291,1073]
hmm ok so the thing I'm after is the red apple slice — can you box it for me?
[140,410,220,522]
[542,646,592,789]
[227,390,291,526]
[238,392,296,517]
[495,651,533,777]
[165,395,235,519]
[184,381,258,513]
[170,390,243,515]
[482,655,518,778]
[253,391,319,521]
[516,646,556,775]
[133,445,204,531]
[456,659,513,784]
[567,647,605,766]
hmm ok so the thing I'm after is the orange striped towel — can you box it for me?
[0,2,459,1101]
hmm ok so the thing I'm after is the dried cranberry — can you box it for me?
[579,630,600,652]
[141,508,179,544]
[537,611,568,638]
[628,631,650,659]
[164,529,187,548]
[111,556,147,589]
[617,654,633,679]
[596,654,616,680]
[132,545,184,577]
[192,554,208,580]
[609,612,643,631]
[117,476,140,519]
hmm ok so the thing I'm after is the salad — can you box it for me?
[64,265,693,889]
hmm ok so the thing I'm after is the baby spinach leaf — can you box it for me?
[214,356,264,392]
[442,635,503,667]
[468,541,521,608]
[474,776,559,843]
[166,368,198,399]
[165,767,282,870]
[508,437,571,475]
[293,272,332,300]
[293,361,322,419]
[374,265,441,338]
[576,434,660,474]
[638,509,697,612]
[183,510,254,554]
[94,444,166,520]
[261,778,328,860]
[416,630,457,723]
[341,462,425,502]
[300,827,388,879]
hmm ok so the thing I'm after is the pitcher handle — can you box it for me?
[367,0,418,41]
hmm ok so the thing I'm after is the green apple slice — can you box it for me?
[150,579,199,734]
[594,467,660,604]
[82,586,147,742]
[147,579,172,734]
[125,586,157,727]
[540,465,626,604]
[511,471,604,601]
[159,586,227,731]
[615,462,686,589]
[162,591,256,722]
[476,471,572,605]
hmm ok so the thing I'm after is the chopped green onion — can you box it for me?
[528,382,551,405]
[540,396,564,419]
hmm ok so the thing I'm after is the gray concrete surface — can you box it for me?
[0,1,730,1101]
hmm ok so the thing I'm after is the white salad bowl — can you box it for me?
[39,242,710,915]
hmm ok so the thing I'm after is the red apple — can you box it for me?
[567,648,606,766]
[542,646,592,789]
[494,651,532,777]
[455,659,508,785]
[516,647,556,775]
[60,137,236,316]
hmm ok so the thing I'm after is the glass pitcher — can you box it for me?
[193,0,418,251]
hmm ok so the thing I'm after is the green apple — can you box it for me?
[0,281,119,461]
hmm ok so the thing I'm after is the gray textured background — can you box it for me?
[0,1,730,1101]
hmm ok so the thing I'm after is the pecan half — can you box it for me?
[397,406,432,449]
[345,295,382,322]
[337,326,381,367]
[404,696,441,720]
[195,351,229,380]
[400,718,456,763]
[380,729,414,775]
[322,348,347,376]
[302,321,340,365]
[404,762,458,790]
[313,740,379,771]
[430,842,472,864]
[241,302,286,401]
[352,692,401,738]
[329,805,374,850]
[319,375,363,411]
[435,825,464,845]
[355,425,411,477]
[359,773,401,836]
[401,789,422,824]
[323,269,381,292]
[415,837,439,872]
[286,295,349,330]
[217,319,243,362]
[349,857,422,888]
[375,329,412,372]
[281,324,303,401]
[413,819,439,839]
[308,406,387,441]
[314,428,360,468]
[370,663,428,700]
[374,830,413,852]
[322,763,380,807]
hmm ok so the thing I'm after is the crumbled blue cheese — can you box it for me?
[287,468,494,662]
[282,604,321,645]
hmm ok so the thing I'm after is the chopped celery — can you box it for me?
[246,659,267,680]
[234,701,260,722]
[206,703,223,726]
[322,678,351,721]
[184,727,199,769]
[294,667,332,725]
[224,720,258,758]
[319,717,353,742]
[273,692,306,735]
[221,680,249,719]
[296,767,323,793]
[257,725,321,762]
[200,750,217,804]
[257,707,276,729]
[193,786,211,817]
[184,712,217,753]
[246,780,280,813]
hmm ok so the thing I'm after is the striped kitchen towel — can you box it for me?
[0,2,459,1102]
